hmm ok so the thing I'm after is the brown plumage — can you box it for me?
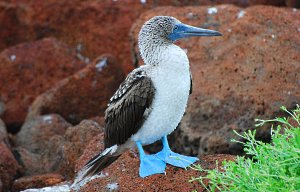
[78,72,155,179]
[105,75,155,147]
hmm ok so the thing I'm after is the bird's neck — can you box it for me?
[139,43,188,69]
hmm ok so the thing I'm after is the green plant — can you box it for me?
[191,105,300,192]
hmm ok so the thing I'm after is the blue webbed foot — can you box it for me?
[136,141,166,178]
[156,150,198,168]
[155,136,198,168]
[139,154,166,178]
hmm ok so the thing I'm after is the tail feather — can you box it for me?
[72,145,120,186]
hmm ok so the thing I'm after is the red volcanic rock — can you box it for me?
[14,147,44,177]
[0,0,147,74]
[27,55,125,125]
[0,119,8,145]
[14,119,102,179]
[131,5,300,155]
[0,142,19,191]
[12,173,65,192]
[0,1,295,132]
[14,114,71,176]
[74,134,235,191]
[16,114,71,153]
[0,2,31,51]
[0,38,86,131]
[59,120,103,179]
[0,1,292,74]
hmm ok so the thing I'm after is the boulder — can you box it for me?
[0,0,146,74]
[12,173,65,192]
[16,114,71,153]
[0,2,31,51]
[0,1,293,74]
[1,2,296,133]
[0,119,8,145]
[74,133,235,191]
[26,55,125,125]
[59,120,104,179]
[0,38,86,132]
[14,119,102,179]
[131,5,300,155]
[0,142,19,191]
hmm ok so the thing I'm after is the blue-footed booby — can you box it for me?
[75,16,222,181]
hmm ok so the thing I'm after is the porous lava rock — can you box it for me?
[0,0,293,74]
[1,1,296,131]
[12,173,65,192]
[0,38,86,132]
[14,117,102,179]
[26,55,125,125]
[15,114,71,152]
[74,133,235,192]
[0,119,8,145]
[0,142,19,191]
[131,5,300,155]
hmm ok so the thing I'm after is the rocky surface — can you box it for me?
[12,173,65,192]
[0,38,86,132]
[0,0,297,130]
[0,0,144,74]
[16,114,71,153]
[0,119,8,145]
[74,133,235,192]
[26,55,125,125]
[0,0,295,73]
[0,1,299,192]
[14,118,102,179]
[131,5,300,155]
[61,120,103,179]
[14,114,71,177]
[0,142,19,192]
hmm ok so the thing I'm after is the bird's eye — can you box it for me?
[173,26,178,31]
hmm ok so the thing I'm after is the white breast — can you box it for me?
[131,45,190,145]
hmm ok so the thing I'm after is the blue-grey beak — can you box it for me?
[168,23,222,41]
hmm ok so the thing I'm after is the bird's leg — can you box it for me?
[155,135,198,168]
[136,141,166,178]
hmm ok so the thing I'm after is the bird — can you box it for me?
[74,16,222,181]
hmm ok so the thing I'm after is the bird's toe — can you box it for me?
[139,154,166,178]
[156,150,198,169]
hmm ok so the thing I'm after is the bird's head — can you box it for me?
[138,16,222,63]
[139,16,222,44]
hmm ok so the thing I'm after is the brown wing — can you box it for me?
[104,76,155,148]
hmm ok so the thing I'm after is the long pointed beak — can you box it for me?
[181,24,222,37]
[168,23,222,41]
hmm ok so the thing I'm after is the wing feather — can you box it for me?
[104,75,155,148]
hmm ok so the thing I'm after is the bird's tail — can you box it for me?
[72,145,120,186]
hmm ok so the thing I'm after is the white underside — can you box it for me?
[131,45,190,145]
